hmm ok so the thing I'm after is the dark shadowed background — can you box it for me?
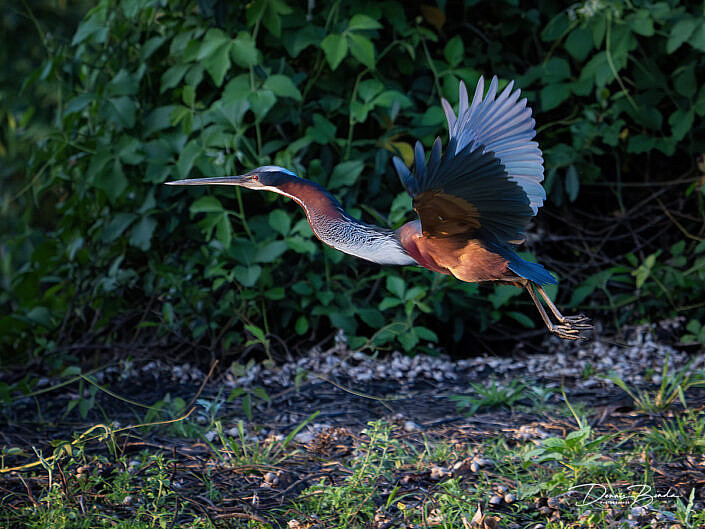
[1,0,704,370]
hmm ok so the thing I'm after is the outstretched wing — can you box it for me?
[442,76,545,214]
[393,76,544,246]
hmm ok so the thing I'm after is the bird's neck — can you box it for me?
[274,178,417,266]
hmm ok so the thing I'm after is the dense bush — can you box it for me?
[1,0,704,365]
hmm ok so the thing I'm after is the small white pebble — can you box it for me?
[204,430,217,442]
[294,431,314,444]
[403,421,420,432]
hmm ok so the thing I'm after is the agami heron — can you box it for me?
[167,76,591,340]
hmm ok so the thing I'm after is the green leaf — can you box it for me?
[540,83,571,111]
[203,42,231,86]
[413,326,438,342]
[71,11,108,46]
[260,0,292,38]
[190,196,225,215]
[357,308,384,328]
[328,160,364,189]
[348,33,375,69]
[321,34,348,70]
[348,14,382,31]
[234,265,261,287]
[161,64,189,93]
[231,32,259,66]
[696,86,705,117]
[543,58,570,83]
[95,160,129,203]
[107,69,140,96]
[197,29,230,60]
[488,284,521,309]
[506,311,535,329]
[106,96,136,129]
[580,51,623,89]
[255,241,288,262]
[253,386,270,402]
[674,64,696,98]
[568,284,596,308]
[541,12,569,42]
[295,316,309,335]
[306,114,337,144]
[216,213,232,248]
[144,105,176,135]
[565,165,579,202]
[65,93,94,115]
[242,393,252,420]
[378,297,402,311]
[444,35,464,67]
[129,216,157,251]
[285,24,326,57]
[565,27,593,61]
[358,79,383,102]
[176,140,202,178]
[398,331,418,352]
[268,210,291,236]
[667,16,697,54]
[631,106,662,131]
[386,276,405,299]
[263,74,302,101]
[689,20,705,52]
[350,100,370,123]
[265,287,285,300]
[102,213,138,242]
[248,90,276,120]
[372,90,412,109]
[627,134,655,154]
[182,85,196,106]
[628,10,654,37]
[669,109,694,142]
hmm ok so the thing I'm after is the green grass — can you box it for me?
[2,379,705,529]
[604,357,705,414]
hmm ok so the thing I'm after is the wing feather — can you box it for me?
[442,76,546,213]
[393,75,545,246]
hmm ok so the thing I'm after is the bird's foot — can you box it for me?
[559,314,592,328]
[552,314,593,341]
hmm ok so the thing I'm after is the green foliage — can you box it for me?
[645,410,705,459]
[2,0,705,361]
[521,420,617,491]
[450,379,530,415]
[604,357,705,413]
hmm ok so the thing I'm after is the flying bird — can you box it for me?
[167,76,591,339]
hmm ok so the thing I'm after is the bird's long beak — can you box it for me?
[165,175,252,186]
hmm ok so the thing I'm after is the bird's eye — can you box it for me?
[252,175,258,180]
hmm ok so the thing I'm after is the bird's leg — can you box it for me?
[534,284,592,329]
[524,282,591,340]
[524,282,569,338]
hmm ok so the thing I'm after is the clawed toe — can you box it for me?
[561,314,591,326]
[525,283,593,341]
[552,315,593,340]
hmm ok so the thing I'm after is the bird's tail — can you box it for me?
[484,238,557,285]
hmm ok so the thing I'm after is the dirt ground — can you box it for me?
[1,322,704,527]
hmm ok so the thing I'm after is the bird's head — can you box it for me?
[165,165,298,191]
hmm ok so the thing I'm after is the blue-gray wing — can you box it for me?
[393,76,542,245]
[442,76,545,214]
[394,137,534,245]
